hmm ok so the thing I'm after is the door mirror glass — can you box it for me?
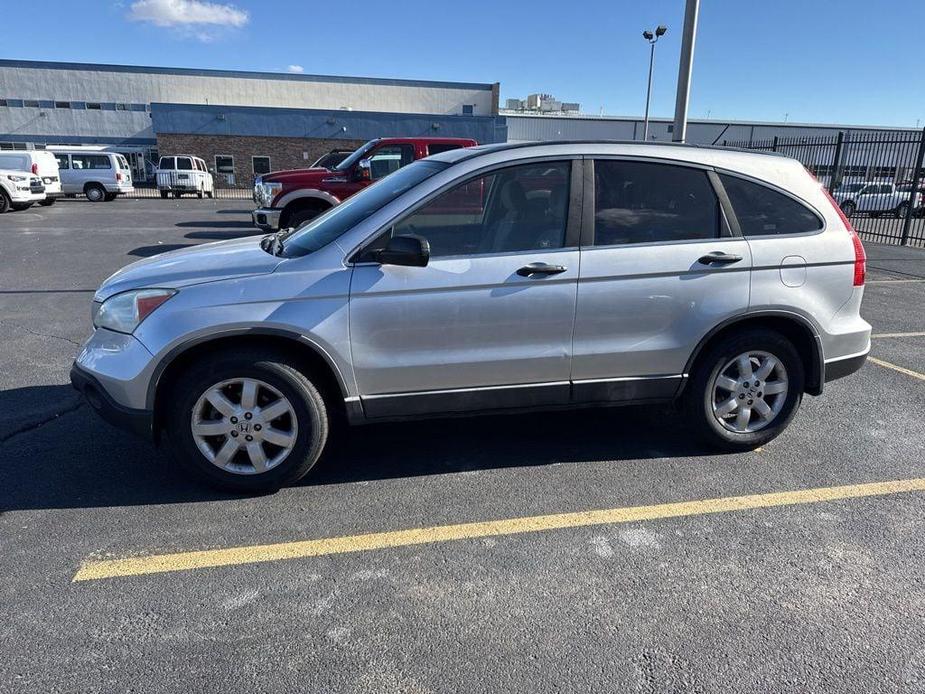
[376,234,430,267]
[355,158,372,181]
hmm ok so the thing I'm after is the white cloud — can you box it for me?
[287,65,304,74]
[128,0,248,28]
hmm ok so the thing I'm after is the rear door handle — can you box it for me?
[698,251,743,265]
[517,262,568,277]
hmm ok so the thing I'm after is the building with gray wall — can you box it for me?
[0,59,503,181]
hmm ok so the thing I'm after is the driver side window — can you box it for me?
[371,161,571,258]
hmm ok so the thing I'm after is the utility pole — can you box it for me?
[672,0,700,142]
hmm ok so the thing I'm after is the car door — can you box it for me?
[348,159,581,418]
[856,184,877,212]
[571,158,752,403]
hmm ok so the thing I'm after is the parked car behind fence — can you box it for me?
[156,155,215,199]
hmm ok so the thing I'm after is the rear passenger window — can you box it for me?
[177,157,193,170]
[720,174,822,236]
[159,157,175,170]
[593,160,720,245]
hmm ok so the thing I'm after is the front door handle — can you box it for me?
[517,262,568,277]
[698,251,743,265]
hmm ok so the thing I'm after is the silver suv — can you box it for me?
[71,142,871,491]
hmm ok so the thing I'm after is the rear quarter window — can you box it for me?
[719,174,822,237]
[159,157,175,170]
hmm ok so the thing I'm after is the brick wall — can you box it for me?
[155,133,367,188]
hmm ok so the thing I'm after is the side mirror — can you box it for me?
[355,158,371,181]
[376,234,430,268]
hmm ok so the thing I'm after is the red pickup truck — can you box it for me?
[251,136,478,230]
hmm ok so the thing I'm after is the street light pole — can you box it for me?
[641,25,667,141]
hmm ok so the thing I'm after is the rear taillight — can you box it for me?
[116,172,123,182]
[31,163,38,175]
[821,185,866,286]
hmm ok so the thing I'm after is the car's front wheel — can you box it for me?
[685,329,804,451]
[164,351,329,491]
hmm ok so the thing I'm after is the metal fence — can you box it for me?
[125,182,253,200]
[721,129,925,248]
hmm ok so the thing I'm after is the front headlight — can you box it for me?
[261,182,281,206]
[94,288,177,334]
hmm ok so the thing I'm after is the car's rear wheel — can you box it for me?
[160,190,169,199]
[0,191,10,214]
[896,202,910,218]
[685,329,804,451]
[85,184,106,202]
[164,351,329,491]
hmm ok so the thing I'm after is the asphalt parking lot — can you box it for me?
[2,198,925,693]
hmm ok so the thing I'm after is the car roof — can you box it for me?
[375,137,478,144]
[425,139,791,166]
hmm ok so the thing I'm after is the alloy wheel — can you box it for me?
[710,351,789,434]
[190,377,299,475]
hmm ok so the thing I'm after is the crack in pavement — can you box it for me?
[0,319,83,348]
[0,399,85,444]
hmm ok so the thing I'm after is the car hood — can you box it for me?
[95,236,284,301]
[263,167,332,182]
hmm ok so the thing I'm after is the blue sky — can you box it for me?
[2,0,923,127]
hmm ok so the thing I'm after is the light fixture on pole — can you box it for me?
[642,24,667,141]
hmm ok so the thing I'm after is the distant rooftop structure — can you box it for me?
[503,93,580,114]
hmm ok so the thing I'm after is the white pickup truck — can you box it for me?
[838,181,923,217]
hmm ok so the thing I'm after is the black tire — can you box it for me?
[0,191,11,213]
[163,350,330,492]
[841,200,856,216]
[173,191,182,199]
[206,190,214,199]
[286,205,327,229]
[104,193,118,202]
[197,190,204,199]
[11,202,33,211]
[85,184,106,202]
[160,190,169,199]
[896,202,910,219]
[684,328,804,451]
[39,197,57,206]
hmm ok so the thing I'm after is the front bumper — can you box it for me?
[71,365,154,440]
[252,207,282,230]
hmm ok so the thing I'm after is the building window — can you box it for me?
[115,103,127,111]
[87,102,102,110]
[130,104,146,112]
[252,156,271,175]
[24,100,39,108]
[0,99,7,107]
[462,104,474,115]
[215,155,235,185]
[5,99,24,107]
[54,101,71,109]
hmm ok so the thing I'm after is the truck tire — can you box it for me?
[0,191,11,213]
[85,184,106,202]
[39,198,57,207]
[896,202,910,219]
[160,190,169,199]
[287,205,328,229]
[163,349,330,492]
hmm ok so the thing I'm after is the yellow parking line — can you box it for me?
[871,331,925,338]
[868,357,925,381]
[73,477,925,582]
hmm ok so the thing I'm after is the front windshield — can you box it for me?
[281,160,448,257]
[333,139,378,172]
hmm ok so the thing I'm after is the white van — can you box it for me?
[0,150,61,206]
[156,155,214,198]
[51,150,134,202]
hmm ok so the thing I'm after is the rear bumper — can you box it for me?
[252,207,281,230]
[824,349,869,383]
[70,365,154,440]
